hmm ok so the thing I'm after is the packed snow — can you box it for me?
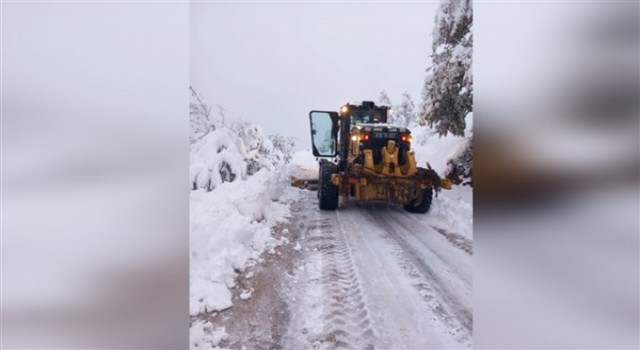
[190,321,228,350]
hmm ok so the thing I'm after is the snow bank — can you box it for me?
[410,112,472,173]
[425,184,473,240]
[409,116,473,239]
[190,168,300,316]
[190,90,300,347]
[190,163,302,347]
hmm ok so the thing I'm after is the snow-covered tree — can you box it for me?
[190,86,216,143]
[377,90,392,107]
[377,90,396,125]
[213,104,226,127]
[190,87,227,144]
[190,88,296,190]
[394,91,416,128]
[419,0,472,137]
[231,121,270,175]
[190,127,248,191]
[190,87,246,191]
[230,122,293,173]
[268,134,295,165]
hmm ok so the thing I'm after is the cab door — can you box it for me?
[309,111,339,157]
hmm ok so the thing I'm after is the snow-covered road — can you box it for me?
[208,189,472,349]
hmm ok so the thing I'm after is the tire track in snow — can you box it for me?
[350,205,473,342]
[360,206,473,336]
[273,191,470,349]
[394,207,473,255]
[317,212,376,350]
[337,206,471,348]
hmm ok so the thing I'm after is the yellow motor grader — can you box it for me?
[309,101,451,212]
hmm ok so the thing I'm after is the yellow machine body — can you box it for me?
[330,126,449,205]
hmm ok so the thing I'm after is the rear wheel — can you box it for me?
[318,161,339,210]
[403,187,433,213]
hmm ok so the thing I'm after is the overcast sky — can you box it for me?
[191,1,439,150]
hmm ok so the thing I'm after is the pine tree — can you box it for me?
[419,0,472,137]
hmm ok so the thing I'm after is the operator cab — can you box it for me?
[308,101,410,167]
[340,101,388,127]
[341,102,411,166]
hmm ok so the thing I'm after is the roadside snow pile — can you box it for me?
[411,114,473,239]
[190,133,302,315]
[190,168,285,314]
[423,184,473,240]
[411,112,472,176]
[190,169,301,350]
[189,88,302,347]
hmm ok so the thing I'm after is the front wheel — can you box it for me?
[318,161,339,210]
[403,187,433,213]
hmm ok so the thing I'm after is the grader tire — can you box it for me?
[318,161,339,210]
[403,187,433,213]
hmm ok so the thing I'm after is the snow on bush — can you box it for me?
[190,128,248,191]
[190,124,295,191]
[191,86,224,144]
[231,121,271,175]
[190,88,295,191]
[230,122,295,176]
[269,134,295,165]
